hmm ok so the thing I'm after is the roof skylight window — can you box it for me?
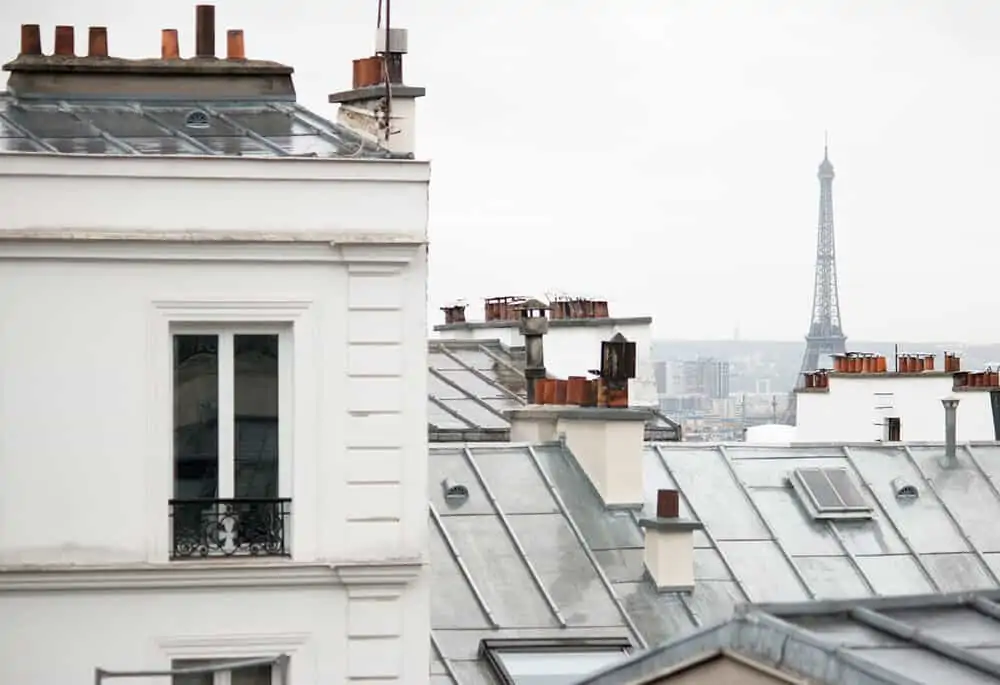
[790,467,873,521]
[481,638,631,685]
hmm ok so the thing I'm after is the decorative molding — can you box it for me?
[0,560,424,593]
[158,632,310,658]
[0,153,431,183]
[153,298,313,321]
[0,233,425,266]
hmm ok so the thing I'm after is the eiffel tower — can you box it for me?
[784,144,847,424]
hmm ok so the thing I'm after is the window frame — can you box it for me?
[171,323,292,501]
[479,637,633,685]
[170,655,287,685]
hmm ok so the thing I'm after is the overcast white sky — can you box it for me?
[3,1,999,342]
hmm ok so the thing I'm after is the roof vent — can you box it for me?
[184,109,210,129]
[790,467,873,521]
[891,477,919,501]
[442,478,469,508]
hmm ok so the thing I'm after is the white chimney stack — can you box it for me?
[639,489,703,592]
[328,27,425,157]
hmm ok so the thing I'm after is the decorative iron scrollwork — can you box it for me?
[169,498,291,558]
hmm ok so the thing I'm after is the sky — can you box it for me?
[3,0,1000,342]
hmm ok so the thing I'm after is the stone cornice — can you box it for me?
[0,559,424,593]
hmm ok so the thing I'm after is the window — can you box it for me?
[886,417,902,442]
[790,467,873,521]
[481,639,631,685]
[172,658,280,685]
[170,328,291,558]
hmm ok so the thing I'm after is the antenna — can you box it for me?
[381,0,393,144]
[823,130,829,157]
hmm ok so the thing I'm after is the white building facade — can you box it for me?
[434,303,658,407]
[796,361,998,443]
[0,10,430,685]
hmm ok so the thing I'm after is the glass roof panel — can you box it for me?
[5,106,95,138]
[74,107,166,138]
[0,137,41,152]
[43,138,110,154]
[118,136,203,155]
[144,108,237,137]
[494,649,629,684]
[195,136,271,156]
[265,135,343,157]
[221,108,317,136]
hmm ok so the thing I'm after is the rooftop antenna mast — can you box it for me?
[376,0,393,144]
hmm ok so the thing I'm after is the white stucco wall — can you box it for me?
[796,374,995,443]
[433,319,657,407]
[0,154,431,684]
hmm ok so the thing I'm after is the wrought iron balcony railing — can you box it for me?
[169,498,291,559]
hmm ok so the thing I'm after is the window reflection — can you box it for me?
[173,335,219,499]
[234,334,279,499]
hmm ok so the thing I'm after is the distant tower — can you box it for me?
[784,144,847,424]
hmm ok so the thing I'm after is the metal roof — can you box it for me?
[578,590,1000,685]
[0,92,398,159]
[429,443,641,684]
[427,339,680,442]
[428,440,1000,683]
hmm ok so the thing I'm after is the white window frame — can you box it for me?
[171,324,293,501]
[170,656,285,685]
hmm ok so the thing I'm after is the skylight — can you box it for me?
[481,639,631,685]
[790,467,873,521]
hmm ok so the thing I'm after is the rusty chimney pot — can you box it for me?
[226,29,245,60]
[161,29,180,59]
[54,25,75,57]
[656,489,680,519]
[195,4,216,58]
[20,24,42,56]
[88,26,108,58]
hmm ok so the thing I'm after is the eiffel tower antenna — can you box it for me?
[784,140,847,424]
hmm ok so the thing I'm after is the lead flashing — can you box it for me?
[638,517,703,533]
[507,406,650,422]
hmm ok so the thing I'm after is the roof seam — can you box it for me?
[524,443,648,649]
[841,445,941,592]
[900,443,1000,587]
[461,445,567,628]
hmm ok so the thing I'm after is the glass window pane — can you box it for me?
[173,335,219,499]
[496,650,628,684]
[171,660,213,685]
[234,334,279,499]
[232,663,273,685]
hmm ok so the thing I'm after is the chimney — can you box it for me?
[195,4,216,58]
[54,26,75,57]
[226,29,245,60]
[328,28,426,157]
[88,26,108,58]
[20,24,42,57]
[517,299,550,404]
[639,489,703,592]
[161,29,180,59]
[440,304,467,325]
[943,396,959,468]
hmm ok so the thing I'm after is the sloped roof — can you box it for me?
[428,440,1000,682]
[429,443,643,684]
[427,339,680,442]
[578,590,1000,685]
[0,92,396,159]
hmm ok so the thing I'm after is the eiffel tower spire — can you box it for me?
[784,142,847,424]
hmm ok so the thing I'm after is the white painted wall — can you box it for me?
[434,319,657,407]
[796,374,994,443]
[0,571,429,684]
[0,153,431,684]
